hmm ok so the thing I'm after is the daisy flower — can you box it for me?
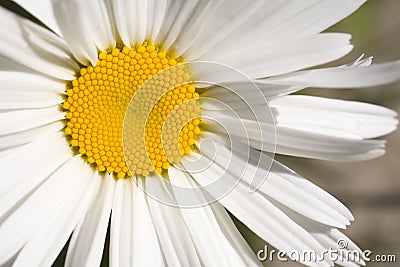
[0,0,399,266]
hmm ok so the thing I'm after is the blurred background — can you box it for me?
[236,1,400,266]
[0,0,398,266]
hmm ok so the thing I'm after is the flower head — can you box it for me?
[0,0,399,266]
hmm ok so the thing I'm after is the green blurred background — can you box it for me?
[237,1,400,266]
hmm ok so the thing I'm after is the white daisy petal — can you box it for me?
[0,121,64,151]
[0,69,66,94]
[110,178,164,267]
[0,55,33,72]
[181,154,333,267]
[57,0,116,53]
[272,203,366,267]
[203,107,391,161]
[85,0,116,51]
[209,201,263,266]
[268,161,355,222]
[11,0,62,36]
[323,230,366,266]
[262,171,352,229]
[134,0,147,44]
[110,0,133,47]
[0,89,63,110]
[186,0,364,64]
[271,95,397,117]
[111,0,150,47]
[183,0,265,60]
[163,0,222,56]
[277,143,385,162]
[145,0,167,40]
[0,107,65,136]
[201,82,303,102]
[273,106,398,139]
[13,159,100,267]
[0,7,78,80]
[345,113,398,139]
[0,133,69,194]
[348,54,373,67]
[271,95,398,138]
[65,174,116,267]
[197,135,353,228]
[145,175,201,267]
[0,132,72,220]
[275,127,386,161]
[263,60,400,88]
[168,167,260,266]
[261,0,366,39]
[0,156,95,266]
[110,0,149,45]
[311,234,365,267]
[155,0,198,47]
[110,178,133,267]
[53,0,100,66]
[20,19,80,70]
[132,178,165,266]
[200,33,353,78]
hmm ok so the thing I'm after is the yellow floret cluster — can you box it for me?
[63,43,200,178]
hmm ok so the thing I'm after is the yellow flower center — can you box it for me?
[63,43,200,178]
